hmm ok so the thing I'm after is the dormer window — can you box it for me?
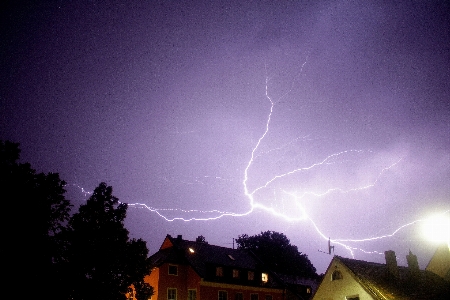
[261,272,268,283]
[216,266,223,277]
[248,271,255,280]
[233,269,239,278]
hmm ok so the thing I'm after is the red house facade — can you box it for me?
[144,234,308,300]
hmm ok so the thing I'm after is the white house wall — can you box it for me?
[312,259,374,300]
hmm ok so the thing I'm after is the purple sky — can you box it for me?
[1,0,449,274]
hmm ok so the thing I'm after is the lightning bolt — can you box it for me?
[69,58,447,259]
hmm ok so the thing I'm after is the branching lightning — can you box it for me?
[70,58,448,259]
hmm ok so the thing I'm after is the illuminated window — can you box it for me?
[233,269,239,278]
[189,247,195,253]
[167,288,177,300]
[261,273,268,283]
[250,294,258,300]
[265,296,272,300]
[218,291,228,300]
[168,265,178,275]
[188,289,196,300]
[216,266,223,277]
[331,270,343,280]
[248,271,254,280]
[346,296,359,300]
[306,287,311,294]
[235,293,243,300]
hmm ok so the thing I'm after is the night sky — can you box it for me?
[1,0,449,274]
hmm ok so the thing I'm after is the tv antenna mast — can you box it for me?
[318,238,334,255]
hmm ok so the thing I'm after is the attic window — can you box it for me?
[168,265,178,276]
[331,270,343,281]
[261,272,268,283]
[228,254,235,260]
[189,247,195,253]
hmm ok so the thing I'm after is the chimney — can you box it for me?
[406,250,420,278]
[385,250,399,279]
[177,235,182,240]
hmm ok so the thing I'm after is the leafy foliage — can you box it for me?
[196,235,208,244]
[64,182,153,300]
[236,231,317,278]
[1,140,72,298]
[1,141,153,300]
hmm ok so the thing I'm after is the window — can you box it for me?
[261,273,268,283]
[233,269,239,278]
[216,266,224,277]
[235,293,243,300]
[167,288,177,300]
[346,296,359,300]
[331,270,343,280]
[250,294,258,300]
[228,254,235,260]
[218,291,228,300]
[168,265,178,275]
[188,290,196,300]
[248,271,254,280]
[265,296,272,300]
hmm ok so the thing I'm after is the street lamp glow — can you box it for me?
[422,214,450,244]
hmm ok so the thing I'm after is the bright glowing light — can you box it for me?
[422,213,450,244]
[69,59,447,260]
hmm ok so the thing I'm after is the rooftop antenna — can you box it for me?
[318,237,334,255]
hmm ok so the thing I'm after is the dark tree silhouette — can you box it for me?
[195,235,208,244]
[0,140,72,298]
[64,182,152,300]
[236,231,317,278]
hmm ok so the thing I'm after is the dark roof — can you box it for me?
[149,235,262,278]
[148,235,314,299]
[336,256,450,300]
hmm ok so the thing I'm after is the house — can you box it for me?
[312,250,450,300]
[141,234,314,300]
[425,243,450,281]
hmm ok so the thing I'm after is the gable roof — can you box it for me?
[334,256,450,300]
[149,235,264,278]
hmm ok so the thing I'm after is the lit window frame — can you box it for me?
[235,292,243,300]
[167,288,177,300]
[216,266,224,277]
[218,290,228,300]
[250,293,259,300]
[261,272,268,283]
[188,289,197,300]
